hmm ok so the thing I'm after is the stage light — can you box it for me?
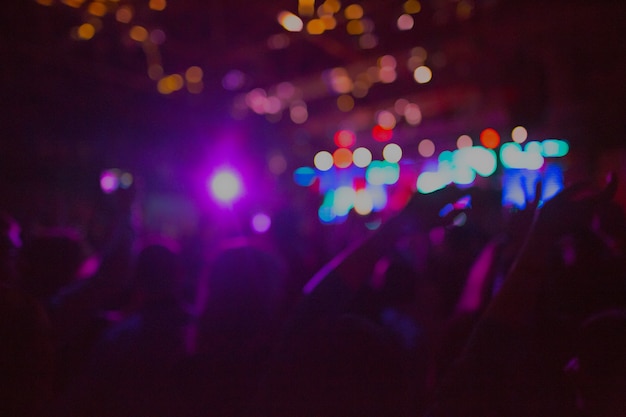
[208,169,243,205]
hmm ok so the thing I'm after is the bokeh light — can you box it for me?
[314,151,334,171]
[404,103,422,125]
[397,14,415,30]
[251,213,272,233]
[77,23,96,40]
[334,130,356,148]
[353,147,373,168]
[222,70,246,91]
[290,102,308,124]
[278,11,303,32]
[344,4,364,19]
[413,65,433,84]
[207,169,243,205]
[100,170,119,194]
[116,6,133,23]
[404,0,422,14]
[307,19,326,35]
[479,128,500,149]
[457,134,473,148]
[418,139,435,157]
[293,167,317,186]
[376,110,397,129]
[129,25,148,42]
[383,143,402,163]
[337,94,355,112]
[512,125,528,143]
[354,189,374,215]
[541,139,569,157]
[333,148,353,168]
[372,124,393,142]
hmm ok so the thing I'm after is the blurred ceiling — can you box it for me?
[1,0,626,184]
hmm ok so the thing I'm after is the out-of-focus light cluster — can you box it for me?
[277,0,377,48]
[37,0,208,95]
[100,168,133,194]
[296,125,570,223]
[294,127,408,223]
[416,127,569,209]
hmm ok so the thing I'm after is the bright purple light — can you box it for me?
[100,170,119,194]
[208,169,243,204]
[251,212,271,233]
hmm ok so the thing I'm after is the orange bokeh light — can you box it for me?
[480,128,500,149]
[333,148,353,168]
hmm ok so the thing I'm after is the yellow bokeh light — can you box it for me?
[299,0,315,16]
[323,0,341,13]
[116,6,133,23]
[62,0,84,8]
[77,23,96,40]
[157,78,173,95]
[346,19,364,35]
[185,66,203,83]
[321,15,337,30]
[306,19,326,35]
[129,25,148,42]
[344,4,364,20]
[404,0,421,14]
[149,0,166,11]
[337,94,355,112]
[157,74,184,94]
[169,74,184,91]
[317,3,333,17]
[87,1,107,16]
[36,0,54,6]
[278,11,303,32]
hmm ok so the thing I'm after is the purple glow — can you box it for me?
[100,170,119,194]
[251,212,271,233]
[208,169,243,204]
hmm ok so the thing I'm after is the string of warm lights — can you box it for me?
[34,0,204,95]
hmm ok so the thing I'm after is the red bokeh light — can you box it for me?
[372,124,394,142]
[480,128,500,149]
[334,129,356,148]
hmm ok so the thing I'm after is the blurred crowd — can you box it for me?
[2,174,626,417]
